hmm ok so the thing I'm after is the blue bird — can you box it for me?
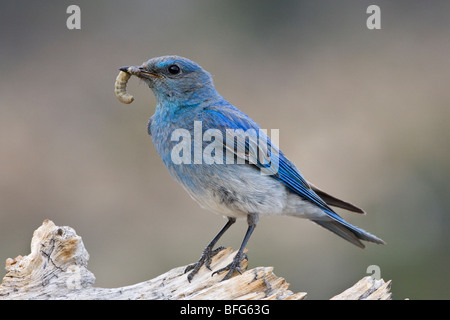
[119,55,385,281]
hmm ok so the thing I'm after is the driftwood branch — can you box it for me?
[0,220,391,300]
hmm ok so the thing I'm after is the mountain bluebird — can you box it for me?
[118,55,385,281]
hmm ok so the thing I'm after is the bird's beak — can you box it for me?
[119,66,132,73]
[119,66,161,80]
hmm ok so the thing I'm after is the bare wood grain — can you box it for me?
[0,220,391,300]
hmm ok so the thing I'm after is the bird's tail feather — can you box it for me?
[312,219,385,248]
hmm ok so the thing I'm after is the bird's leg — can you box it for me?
[185,217,236,282]
[212,213,258,281]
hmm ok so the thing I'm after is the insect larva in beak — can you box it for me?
[114,71,134,104]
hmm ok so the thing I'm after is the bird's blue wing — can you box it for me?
[201,105,342,220]
[275,154,336,214]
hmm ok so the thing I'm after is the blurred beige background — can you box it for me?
[1,1,449,299]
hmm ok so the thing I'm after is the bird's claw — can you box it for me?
[184,246,226,282]
[212,252,248,281]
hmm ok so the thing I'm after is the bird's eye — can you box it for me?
[168,64,181,75]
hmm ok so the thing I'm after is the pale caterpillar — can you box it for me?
[114,71,134,104]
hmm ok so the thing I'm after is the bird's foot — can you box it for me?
[212,251,248,281]
[184,246,226,282]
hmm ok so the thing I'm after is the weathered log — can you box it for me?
[0,220,391,300]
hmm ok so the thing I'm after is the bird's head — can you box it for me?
[121,55,219,106]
